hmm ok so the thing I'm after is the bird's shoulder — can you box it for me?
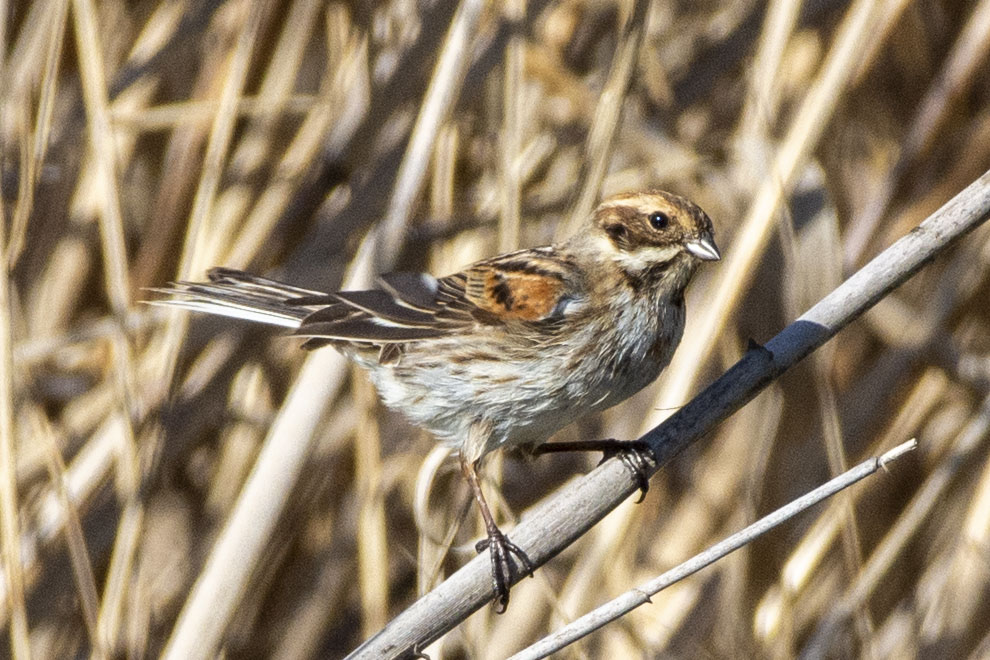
[443,245,588,323]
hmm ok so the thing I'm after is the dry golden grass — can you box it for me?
[3,0,990,658]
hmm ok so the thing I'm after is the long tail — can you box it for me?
[148,267,331,329]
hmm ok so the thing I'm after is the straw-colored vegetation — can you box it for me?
[2,0,989,657]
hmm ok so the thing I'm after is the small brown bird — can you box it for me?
[155,190,719,610]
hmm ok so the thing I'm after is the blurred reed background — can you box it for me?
[2,0,990,657]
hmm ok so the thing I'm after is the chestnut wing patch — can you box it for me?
[461,257,580,322]
[292,249,583,350]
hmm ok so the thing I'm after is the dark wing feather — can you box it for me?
[294,301,353,324]
[296,319,443,342]
[377,272,442,311]
[286,294,340,306]
[331,290,437,326]
[294,247,585,348]
[293,289,448,344]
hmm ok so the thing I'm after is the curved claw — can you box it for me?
[532,438,656,502]
[599,440,655,502]
[475,528,535,613]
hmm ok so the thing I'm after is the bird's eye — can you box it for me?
[648,211,670,230]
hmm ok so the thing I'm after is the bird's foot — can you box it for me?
[533,439,656,502]
[475,526,535,613]
[599,440,655,502]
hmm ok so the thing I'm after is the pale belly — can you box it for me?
[357,296,686,461]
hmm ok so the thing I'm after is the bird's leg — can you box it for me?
[459,456,534,613]
[531,439,656,502]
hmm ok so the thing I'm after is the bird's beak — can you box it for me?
[686,233,721,261]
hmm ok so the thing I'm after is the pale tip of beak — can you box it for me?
[686,235,721,261]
